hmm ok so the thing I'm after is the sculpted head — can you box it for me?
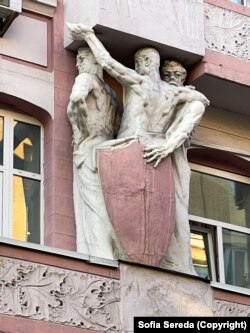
[76,47,103,78]
[134,47,160,75]
[161,60,187,86]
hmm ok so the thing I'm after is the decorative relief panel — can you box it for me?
[213,300,250,316]
[0,257,121,332]
[204,3,250,60]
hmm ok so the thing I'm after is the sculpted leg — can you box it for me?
[161,145,196,275]
[160,101,206,275]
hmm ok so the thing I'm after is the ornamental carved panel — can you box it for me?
[204,3,250,60]
[0,257,121,331]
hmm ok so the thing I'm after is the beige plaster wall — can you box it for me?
[0,59,54,117]
[0,15,48,66]
[193,106,250,155]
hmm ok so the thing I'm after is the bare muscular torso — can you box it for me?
[117,77,181,141]
[67,73,118,146]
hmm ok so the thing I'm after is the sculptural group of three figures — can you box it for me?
[67,23,210,275]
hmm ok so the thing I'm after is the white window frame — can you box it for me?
[189,162,250,290]
[0,109,44,244]
[190,225,217,281]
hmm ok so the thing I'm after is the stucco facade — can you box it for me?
[0,1,249,332]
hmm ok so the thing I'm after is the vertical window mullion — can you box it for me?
[2,115,13,238]
[207,231,217,282]
[216,226,225,283]
[40,126,44,245]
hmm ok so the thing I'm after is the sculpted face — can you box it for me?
[161,60,187,86]
[134,47,160,75]
[76,47,96,73]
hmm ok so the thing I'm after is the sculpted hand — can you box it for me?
[67,23,94,40]
[143,144,171,168]
[201,95,210,107]
[98,135,138,149]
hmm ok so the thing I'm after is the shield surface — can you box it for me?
[99,141,175,266]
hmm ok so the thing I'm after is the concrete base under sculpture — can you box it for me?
[120,263,214,332]
[99,141,176,266]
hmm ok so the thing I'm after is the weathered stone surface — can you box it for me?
[65,0,205,59]
[213,300,250,317]
[0,257,121,331]
[205,3,250,60]
[120,263,213,332]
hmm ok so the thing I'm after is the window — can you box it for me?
[0,1,10,6]
[230,0,250,6]
[189,163,250,290]
[0,110,43,244]
[190,228,212,280]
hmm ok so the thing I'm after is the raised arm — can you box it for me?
[67,23,142,86]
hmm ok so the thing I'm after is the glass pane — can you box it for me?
[191,231,210,279]
[0,1,10,6]
[0,172,2,235]
[13,121,40,173]
[230,0,244,4]
[0,117,3,165]
[223,229,250,289]
[189,171,250,228]
[13,176,40,244]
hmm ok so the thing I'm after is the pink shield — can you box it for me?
[99,141,175,266]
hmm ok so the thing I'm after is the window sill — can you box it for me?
[211,281,250,296]
[0,237,119,268]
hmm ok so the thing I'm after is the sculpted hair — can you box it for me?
[134,47,160,67]
[77,47,103,79]
[77,46,95,63]
[162,60,187,77]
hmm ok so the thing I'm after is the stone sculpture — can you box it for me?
[159,60,206,274]
[67,23,210,272]
[67,46,124,260]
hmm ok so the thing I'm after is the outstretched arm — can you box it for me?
[176,85,210,107]
[67,23,141,86]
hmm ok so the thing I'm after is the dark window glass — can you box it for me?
[13,121,40,173]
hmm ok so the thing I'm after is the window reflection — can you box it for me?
[191,231,210,279]
[230,0,244,5]
[13,176,40,244]
[0,172,2,231]
[0,1,9,6]
[223,229,250,289]
[189,171,250,228]
[0,117,3,165]
[13,121,40,173]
